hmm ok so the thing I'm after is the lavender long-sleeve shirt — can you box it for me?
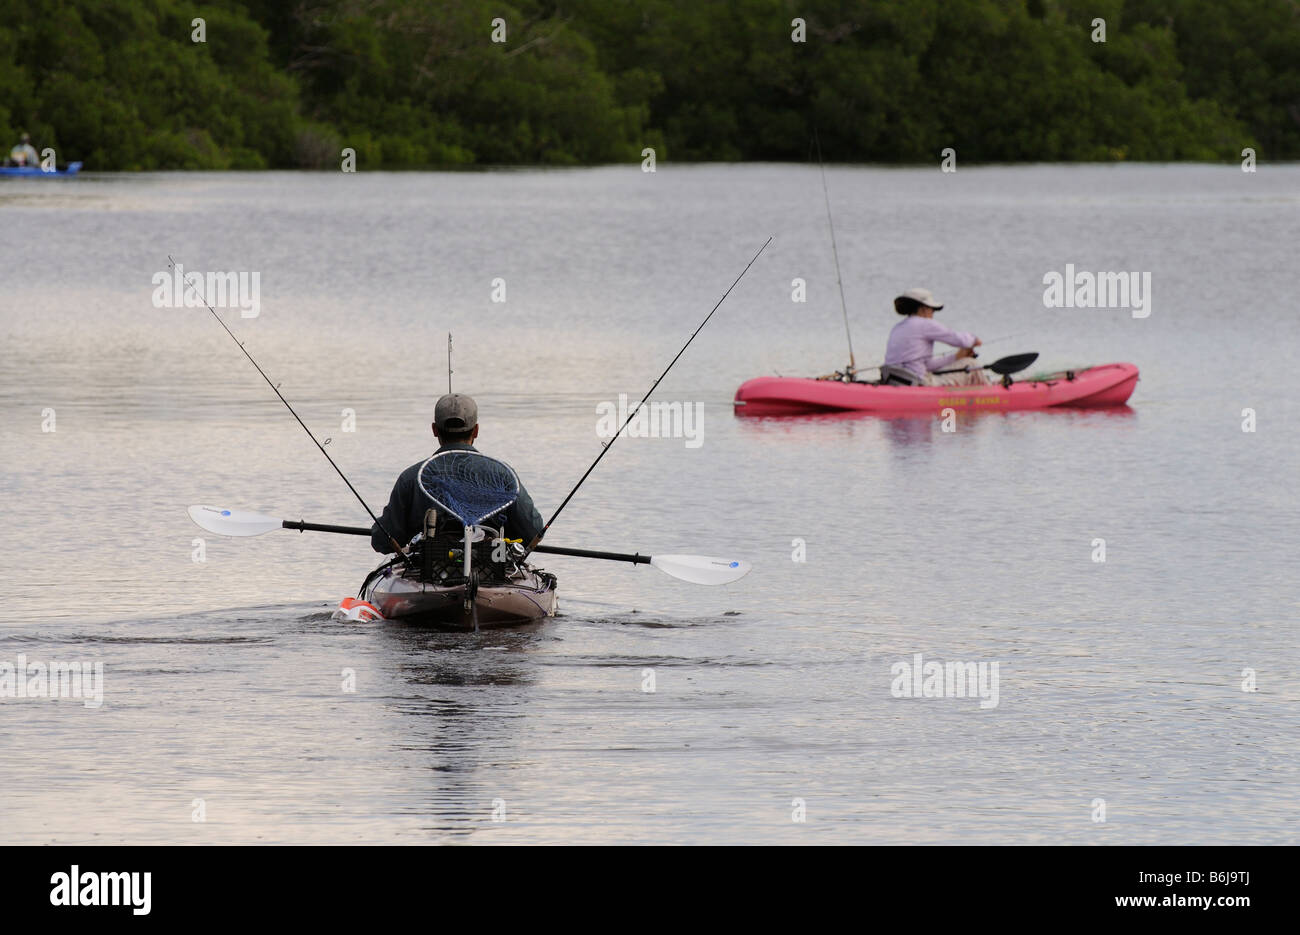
[883,316,979,378]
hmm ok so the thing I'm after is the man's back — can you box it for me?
[370,441,544,553]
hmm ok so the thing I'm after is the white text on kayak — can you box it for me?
[152,263,261,318]
[0,654,103,708]
[1042,265,1151,318]
[49,866,150,916]
[596,394,704,449]
[890,653,1000,709]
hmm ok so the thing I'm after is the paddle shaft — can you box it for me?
[280,519,651,566]
[531,545,649,566]
[932,352,1038,376]
[283,520,370,536]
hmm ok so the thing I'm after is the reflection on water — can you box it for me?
[369,623,544,838]
[881,416,937,447]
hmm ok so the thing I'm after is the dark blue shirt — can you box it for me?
[370,442,544,553]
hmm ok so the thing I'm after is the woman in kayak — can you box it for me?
[369,393,544,553]
[882,287,989,386]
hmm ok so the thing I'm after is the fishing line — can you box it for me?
[814,129,855,373]
[522,237,773,558]
[171,256,411,561]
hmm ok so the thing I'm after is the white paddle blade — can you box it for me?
[187,505,282,537]
[650,554,752,585]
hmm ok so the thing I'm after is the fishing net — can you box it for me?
[417,450,520,528]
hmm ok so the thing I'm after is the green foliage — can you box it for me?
[0,0,300,169]
[0,0,1294,167]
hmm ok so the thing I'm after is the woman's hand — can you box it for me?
[956,346,976,359]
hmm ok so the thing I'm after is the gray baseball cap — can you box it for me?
[434,393,478,431]
[897,287,944,310]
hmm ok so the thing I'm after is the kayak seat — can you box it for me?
[880,364,924,386]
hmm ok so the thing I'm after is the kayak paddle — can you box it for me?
[186,506,752,586]
[933,352,1038,376]
[528,545,751,586]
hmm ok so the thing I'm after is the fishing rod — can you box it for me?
[521,236,773,560]
[447,332,453,394]
[170,256,411,562]
[815,129,855,374]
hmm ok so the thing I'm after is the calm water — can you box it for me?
[1,165,1296,844]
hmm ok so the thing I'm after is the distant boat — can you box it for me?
[0,161,82,177]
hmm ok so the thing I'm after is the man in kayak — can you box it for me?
[881,287,989,386]
[7,133,39,167]
[369,393,544,553]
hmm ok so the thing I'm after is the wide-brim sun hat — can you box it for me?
[897,287,943,310]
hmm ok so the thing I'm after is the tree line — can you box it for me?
[2,0,1295,170]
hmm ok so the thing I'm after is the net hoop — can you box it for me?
[416,450,520,527]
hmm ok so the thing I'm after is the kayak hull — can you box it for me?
[0,161,82,177]
[355,564,558,631]
[734,363,1139,416]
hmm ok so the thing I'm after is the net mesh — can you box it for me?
[417,450,520,527]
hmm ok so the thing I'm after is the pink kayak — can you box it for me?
[734,363,1139,416]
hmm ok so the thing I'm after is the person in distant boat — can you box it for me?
[881,287,989,386]
[8,133,40,167]
[370,393,544,553]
